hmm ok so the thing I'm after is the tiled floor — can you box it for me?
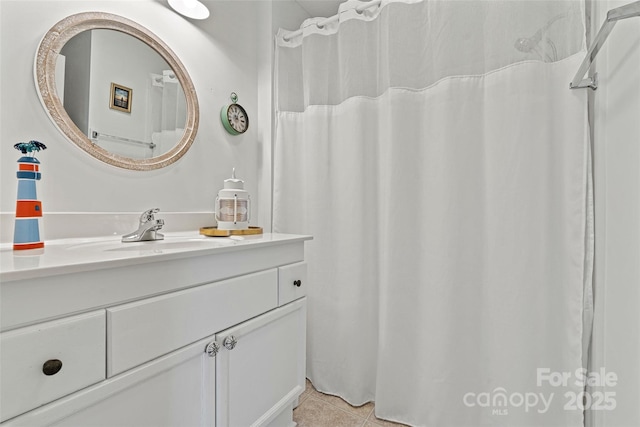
[293,379,409,427]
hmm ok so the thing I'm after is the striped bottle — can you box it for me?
[14,156,44,250]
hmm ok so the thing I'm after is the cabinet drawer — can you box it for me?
[107,269,278,377]
[0,311,106,422]
[278,262,307,306]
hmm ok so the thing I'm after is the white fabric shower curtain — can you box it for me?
[274,1,593,426]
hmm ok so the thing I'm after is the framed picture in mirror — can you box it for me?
[110,83,132,113]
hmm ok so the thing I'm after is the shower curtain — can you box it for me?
[274,1,593,425]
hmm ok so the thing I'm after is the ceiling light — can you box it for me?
[168,0,210,20]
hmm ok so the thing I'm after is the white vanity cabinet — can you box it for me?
[0,234,310,427]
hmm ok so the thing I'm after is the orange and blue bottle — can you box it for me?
[13,140,47,251]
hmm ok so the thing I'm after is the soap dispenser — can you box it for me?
[215,168,250,230]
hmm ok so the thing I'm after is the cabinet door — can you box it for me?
[3,335,216,427]
[216,298,306,427]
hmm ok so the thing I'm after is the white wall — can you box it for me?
[256,0,315,231]
[590,1,640,426]
[0,0,270,235]
[272,1,313,33]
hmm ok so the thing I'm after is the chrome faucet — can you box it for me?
[122,208,165,242]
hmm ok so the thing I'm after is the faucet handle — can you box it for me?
[140,208,160,224]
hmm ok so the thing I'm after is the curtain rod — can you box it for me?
[570,0,640,90]
[282,0,382,42]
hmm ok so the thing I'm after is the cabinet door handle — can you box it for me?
[293,279,302,287]
[42,359,63,376]
[223,335,237,350]
[205,341,220,357]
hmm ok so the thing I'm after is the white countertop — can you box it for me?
[0,232,312,282]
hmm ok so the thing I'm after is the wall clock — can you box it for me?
[220,92,249,135]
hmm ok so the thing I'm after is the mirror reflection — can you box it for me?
[56,29,187,160]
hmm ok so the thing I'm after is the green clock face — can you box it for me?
[222,103,249,135]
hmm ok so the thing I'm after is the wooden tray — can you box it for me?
[199,226,263,237]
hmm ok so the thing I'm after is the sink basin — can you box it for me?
[106,239,233,252]
[64,234,236,253]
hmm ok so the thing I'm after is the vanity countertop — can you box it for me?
[0,232,312,283]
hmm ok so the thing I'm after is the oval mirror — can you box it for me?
[35,12,199,170]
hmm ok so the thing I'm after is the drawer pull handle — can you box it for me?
[293,280,302,287]
[42,359,63,376]
[223,335,237,350]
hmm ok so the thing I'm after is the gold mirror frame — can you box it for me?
[35,12,199,170]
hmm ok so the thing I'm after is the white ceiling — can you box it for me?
[294,0,345,18]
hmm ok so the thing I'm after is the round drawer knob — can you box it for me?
[293,280,302,287]
[42,359,63,376]
[223,335,237,350]
[205,341,220,357]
